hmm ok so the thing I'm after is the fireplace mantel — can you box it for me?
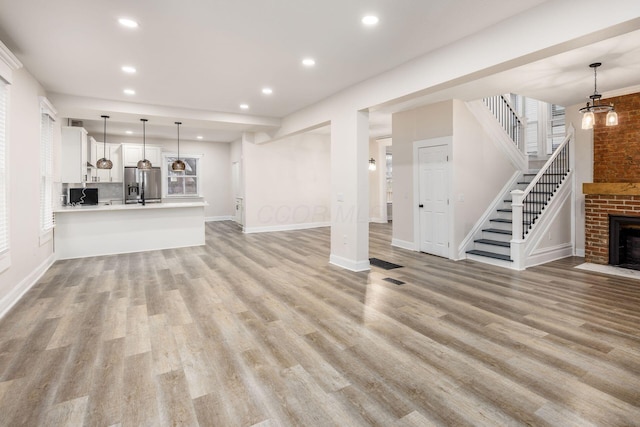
[583,182,640,196]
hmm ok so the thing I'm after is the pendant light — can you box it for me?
[96,115,113,169]
[579,62,618,130]
[369,158,376,171]
[137,118,152,170]
[171,121,186,171]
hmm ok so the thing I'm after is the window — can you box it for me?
[0,79,7,259]
[163,153,202,197]
[548,104,566,152]
[39,97,56,242]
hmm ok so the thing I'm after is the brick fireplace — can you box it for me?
[583,92,640,265]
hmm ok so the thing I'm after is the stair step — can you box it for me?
[466,249,512,262]
[483,228,511,235]
[474,238,510,247]
[504,199,546,204]
[497,208,540,214]
[490,218,531,225]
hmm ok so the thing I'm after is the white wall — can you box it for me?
[0,67,56,317]
[243,132,331,232]
[90,134,233,220]
[566,103,592,256]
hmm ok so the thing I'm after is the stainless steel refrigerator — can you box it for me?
[124,166,162,204]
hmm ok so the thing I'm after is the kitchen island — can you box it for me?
[54,201,207,259]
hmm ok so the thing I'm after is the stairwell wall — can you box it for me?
[452,100,517,257]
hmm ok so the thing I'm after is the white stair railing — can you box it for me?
[511,125,574,269]
[483,95,526,151]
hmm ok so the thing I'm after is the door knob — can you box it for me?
[419,204,424,208]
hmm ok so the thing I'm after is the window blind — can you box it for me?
[40,98,56,233]
[0,80,8,254]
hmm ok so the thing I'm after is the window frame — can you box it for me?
[0,78,9,272]
[39,96,56,245]
[161,152,203,198]
[0,40,21,274]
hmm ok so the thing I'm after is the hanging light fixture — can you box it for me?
[96,115,113,169]
[171,121,186,171]
[369,157,377,171]
[137,118,152,170]
[579,62,618,130]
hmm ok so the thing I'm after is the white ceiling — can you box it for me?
[0,0,639,142]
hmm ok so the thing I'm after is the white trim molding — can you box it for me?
[0,253,55,320]
[0,39,23,83]
[329,254,370,272]
[244,221,330,234]
[391,238,418,251]
[205,216,235,222]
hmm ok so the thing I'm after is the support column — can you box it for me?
[329,109,370,271]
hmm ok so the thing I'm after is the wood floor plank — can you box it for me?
[0,221,639,425]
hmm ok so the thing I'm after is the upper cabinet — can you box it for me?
[122,144,162,167]
[61,126,89,183]
[90,140,123,182]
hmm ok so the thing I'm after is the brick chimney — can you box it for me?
[583,92,640,264]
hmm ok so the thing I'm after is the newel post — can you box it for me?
[510,189,526,270]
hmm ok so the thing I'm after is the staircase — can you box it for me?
[462,94,575,269]
[466,171,538,263]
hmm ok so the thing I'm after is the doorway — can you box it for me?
[416,141,450,257]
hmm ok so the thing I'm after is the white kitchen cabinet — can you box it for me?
[61,126,89,183]
[91,140,123,182]
[122,144,162,167]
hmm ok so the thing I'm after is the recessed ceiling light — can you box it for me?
[121,65,136,74]
[118,18,139,28]
[196,135,203,140]
[302,58,316,67]
[123,88,136,95]
[240,103,249,110]
[362,15,379,26]
[262,87,273,95]
[126,130,133,135]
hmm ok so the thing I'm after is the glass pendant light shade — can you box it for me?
[97,115,113,169]
[171,121,186,171]
[606,107,618,126]
[369,158,376,171]
[581,110,594,130]
[172,159,186,171]
[137,159,152,170]
[96,157,113,169]
[138,118,152,170]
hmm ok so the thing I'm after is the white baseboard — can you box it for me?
[329,254,370,272]
[369,217,388,224]
[391,238,418,251]
[0,253,56,320]
[575,248,585,257]
[205,216,235,222]
[244,221,331,234]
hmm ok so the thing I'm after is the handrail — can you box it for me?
[515,126,574,239]
[483,95,525,150]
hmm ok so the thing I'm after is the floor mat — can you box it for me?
[369,258,403,270]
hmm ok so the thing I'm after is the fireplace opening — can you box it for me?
[609,215,640,270]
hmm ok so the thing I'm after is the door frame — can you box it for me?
[413,137,453,259]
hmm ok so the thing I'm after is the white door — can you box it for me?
[419,145,449,257]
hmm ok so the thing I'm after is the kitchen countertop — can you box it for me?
[54,201,207,213]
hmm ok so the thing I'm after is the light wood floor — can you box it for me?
[1,222,639,426]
